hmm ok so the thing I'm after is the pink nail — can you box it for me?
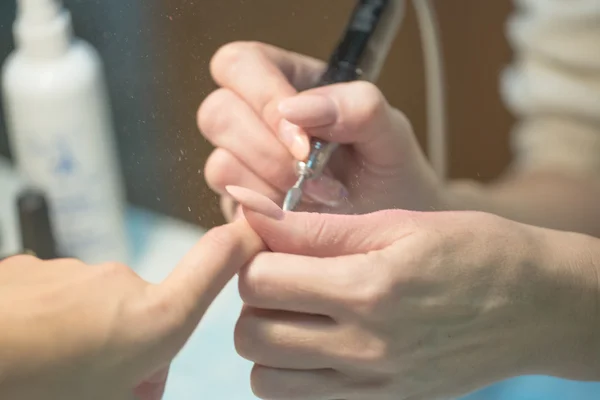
[278,120,310,160]
[225,186,285,220]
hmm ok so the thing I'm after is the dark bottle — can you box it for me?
[17,188,60,260]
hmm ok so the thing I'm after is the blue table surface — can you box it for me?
[127,209,600,400]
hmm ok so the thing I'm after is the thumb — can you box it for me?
[278,81,415,167]
[158,219,265,320]
[226,185,415,257]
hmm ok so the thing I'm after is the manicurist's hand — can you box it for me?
[199,41,442,220]
[0,220,263,400]
[226,186,600,400]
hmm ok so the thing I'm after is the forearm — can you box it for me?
[444,170,600,237]
[526,228,600,381]
[471,0,600,237]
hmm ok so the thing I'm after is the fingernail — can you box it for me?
[225,186,285,221]
[304,175,349,207]
[279,120,310,160]
[278,94,338,127]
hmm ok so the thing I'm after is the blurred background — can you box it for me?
[0,0,514,229]
[8,3,598,399]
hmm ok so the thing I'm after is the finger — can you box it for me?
[225,186,414,257]
[199,88,298,190]
[204,148,283,202]
[158,219,265,324]
[279,81,414,167]
[204,148,335,212]
[235,307,339,370]
[239,251,372,318]
[219,195,328,224]
[251,365,353,400]
[210,41,325,133]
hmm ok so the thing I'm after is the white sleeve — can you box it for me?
[502,0,600,175]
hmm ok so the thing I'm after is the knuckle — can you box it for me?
[352,80,383,100]
[250,365,280,399]
[349,282,388,318]
[350,81,387,120]
[201,223,256,260]
[204,148,237,191]
[354,336,393,370]
[389,107,413,136]
[98,262,136,278]
[202,224,239,251]
[394,106,412,126]
[211,41,263,79]
[197,88,237,136]
[237,254,269,306]
[345,253,396,319]
[234,309,264,361]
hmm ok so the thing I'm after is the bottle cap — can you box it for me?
[14,0,73,58]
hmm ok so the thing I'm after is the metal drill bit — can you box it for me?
[282,174,307,211]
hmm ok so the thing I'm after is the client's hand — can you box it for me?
[199,41,442,219]
[0,220,263,400]
[227,186,600,399]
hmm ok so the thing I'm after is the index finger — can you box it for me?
[210,41,325,132]
[160,220,265,322]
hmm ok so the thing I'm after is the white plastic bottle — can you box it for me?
[1,0,129,264]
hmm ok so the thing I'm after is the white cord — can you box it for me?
[412,0,448,180]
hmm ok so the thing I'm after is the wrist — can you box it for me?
[526,228,600,380]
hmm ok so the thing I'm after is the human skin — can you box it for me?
[226,186,600,399]
[199,41,600,237]
[0,220,263,400]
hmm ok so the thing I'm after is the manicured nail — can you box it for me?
[278,120,310,161]
[304,175,349,208]
[278,95,338,127]
[225,186,285,220]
